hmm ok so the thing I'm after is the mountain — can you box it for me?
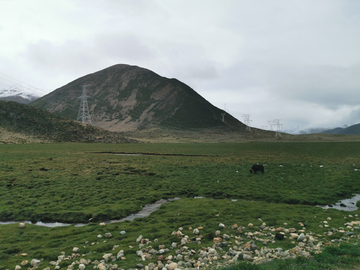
[30,64,247,133]
[0,100,132,144]
[0,84,43,104]
[322,123,360,135]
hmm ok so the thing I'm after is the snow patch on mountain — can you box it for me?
[0,84,44,99]
[0,83,47,104]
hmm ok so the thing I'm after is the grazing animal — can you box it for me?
[250,164,264,174]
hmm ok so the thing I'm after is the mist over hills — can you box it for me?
[31,64,248,133]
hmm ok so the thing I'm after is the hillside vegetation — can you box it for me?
[0,100,132,143]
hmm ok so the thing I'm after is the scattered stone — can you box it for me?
[30,259,41,267]
[136,235,143,243]
[168,262,178,270]
[102,253,113,262]
[243,254,253,261]
[297,233,306,242]
[117,250,124,259]
[18,223,26,228]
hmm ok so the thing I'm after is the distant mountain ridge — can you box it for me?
[322,123,360,135]
[31,64,247,133]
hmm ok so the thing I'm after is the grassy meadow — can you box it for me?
[1,142,360,269]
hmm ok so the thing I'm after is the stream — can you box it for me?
[0,198,179,228]
[1,195,359,227]
[317,194,360,211]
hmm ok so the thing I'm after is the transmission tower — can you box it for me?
[77,84,92,125]
[273,119,282,137]
[243,114,252,131]
[221,112,226,123]
[268,120,274,131]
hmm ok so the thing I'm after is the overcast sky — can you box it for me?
[1,0,360,133]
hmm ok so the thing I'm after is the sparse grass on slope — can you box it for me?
[0,100,132,143]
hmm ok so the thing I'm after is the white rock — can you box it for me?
[297,233,306,242]
[30,259,41,267]
[136,235,143,243]
[168,262,178,270]
[243,254,253,261]
[120,230,126,235]
[102,253,113,261]
[117,250,124,259]
[15,265,21,270]
[18,223,26,228]
[105,233,112,238]
[97,263,106,270]
[72,247,80,253]
[79,264,85,270]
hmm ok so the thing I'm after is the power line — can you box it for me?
[0,72,48,95]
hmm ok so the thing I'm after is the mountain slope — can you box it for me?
[31,64,246,132]
[322,123,360,135]
[0,101,132,143]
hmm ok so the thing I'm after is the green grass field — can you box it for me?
[1,142,360,269]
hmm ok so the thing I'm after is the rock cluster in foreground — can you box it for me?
[13,215,360,270]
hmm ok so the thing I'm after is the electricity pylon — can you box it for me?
[274,119,282,137]
[77,84,92,125]
[243,114,251,131]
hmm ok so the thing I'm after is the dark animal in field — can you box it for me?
[250,164,264,174]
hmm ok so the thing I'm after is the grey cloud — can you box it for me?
[271,65,360,109]
[94,33,156,62]
[343,107,360,126]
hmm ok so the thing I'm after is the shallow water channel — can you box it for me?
[317,194,360,211]
[1,195,359,227]
[0,198,179,228]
